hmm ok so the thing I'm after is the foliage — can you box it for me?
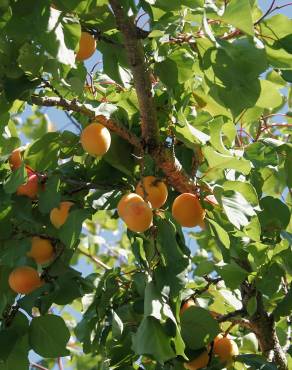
[0,0,291,369]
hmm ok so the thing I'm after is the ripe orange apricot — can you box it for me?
[213,335,239,363]
[27,237,54,264]
[184,350,209,370]
[135,176,168,209]
[180,299,195,315]
[76,31,96,61]
[117,193,144,220]
[50,201,74,229]
[16,171,39,199]
[9,148,22,170]
[123,201,153,233]
[8,266,42,294]
[80,123,111,157]
[172,193,205,228]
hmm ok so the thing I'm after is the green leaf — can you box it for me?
[209,117,230,155]
[59,209,91,248]
[3,164,26,194]
[37,11,81,66]
[223,181,258,206]
[258,196,290,232]
[256,80,282,109]
[38,175,61,214]
[202,146,251,176]
[0,335,29,370]
[24,132,60,171]
[273,288,292,321]
[245,142,278,167]
[220,0,254,36]
[29,315,70,358]
[180,307,220,350]
[256,263,284,297]
[216,262,248,290]
[132,317,176,363]
[241,333,258,354]
[221,191,256,229]
[236,354,277,369]
[207,218,230,249]
[246,296,257,316]
[284,150,292,187]
[103,134,135,177]
[155,49,195,87]
[174,122,210,148]
[112,310,124,339]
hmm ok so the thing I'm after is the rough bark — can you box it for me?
[109,0,159,149]
[241,287,288,370]
[30,95,143,151]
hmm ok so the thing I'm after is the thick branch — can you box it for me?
[154,147,198,193]
[108,0,159,148]
[31,95,198,193]
[30,95,143,151]
[241,288,288,370]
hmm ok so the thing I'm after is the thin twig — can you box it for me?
[30,363,49,370]
[30,95,143,151]
[78,248,111,270]
[254,0,277,25]
[57,358,64,370]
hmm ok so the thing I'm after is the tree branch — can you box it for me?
[241,287,288,370]
[31,95,198,193]
[30,95,143,151]
[108,0,159,148]
[78,248,111,270]
[254,0,276,25]
[30,363,49,370]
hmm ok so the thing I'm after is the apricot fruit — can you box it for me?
[117,193,144,220]
[50,201,74,229]
[136,176,168,209]
[9,148,22,170]
[27,237,54,264]
[213,335,239,362]
[184,350,209,370]
[8,266,42,294]
[16,171,39,199]
[123,201,153,233]
[180,299,195,315]
[172,193,205,228]
[76,31,96,61]
[80,122,111,157]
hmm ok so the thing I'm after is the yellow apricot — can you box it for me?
[184,351,209,370]
[117,193,144,220]
[136,176,168,209]
[9,148,22,170]
[27,237,54,264]
[80,123,111,157]
[50,201,74,229]
[172,193,205,228]
[76,32,96,61]
[16,171,39,199]
[213,335,239,362]
[180,299,196,316]
[8,266,42,294]
[123,201,153,233]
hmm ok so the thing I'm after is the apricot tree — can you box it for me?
[0,1,291,370]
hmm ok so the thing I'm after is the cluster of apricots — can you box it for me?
[7,151,77,295]
[180,300,239,369]
[117,176,205,233]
